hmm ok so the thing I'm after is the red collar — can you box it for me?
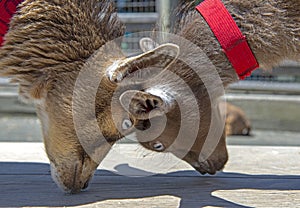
[0,0,24,47]
[196,0,259,79]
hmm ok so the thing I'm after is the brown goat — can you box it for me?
[0,0,298,194]
[0,0,181,193]
[0,0,129,193]
[220,102,251,136]
[129,0,299,173]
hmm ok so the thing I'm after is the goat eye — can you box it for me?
[122,119,133,130]
[152,142,165,151]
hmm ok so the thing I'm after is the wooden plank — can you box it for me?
[0,173,299,207]
[0,143,299,207]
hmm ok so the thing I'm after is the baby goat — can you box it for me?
[0,0,181,193]
[0,0,129,193]
[109,0,299,175]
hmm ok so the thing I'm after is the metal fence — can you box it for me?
[115,0,160,55]
[244,62,300,83]
[1,0,300,85]
[114,0,157,13]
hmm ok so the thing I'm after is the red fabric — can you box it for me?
[196,0,259,79]
[0,0,24,46]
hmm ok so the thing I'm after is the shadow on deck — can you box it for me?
[1,162,299,208]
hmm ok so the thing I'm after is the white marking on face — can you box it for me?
[106,60,121,81]
[146,87,174,106]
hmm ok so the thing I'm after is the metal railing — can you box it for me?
[245,62,300,83]
[1,1,300,97]
[116,0,160,55]
[114,0,157,13]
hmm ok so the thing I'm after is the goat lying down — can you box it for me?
[0,0,299,193]
[220,102,251,136]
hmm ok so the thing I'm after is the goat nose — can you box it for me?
[70,180,90,193]
[136,119,151,130]
[69,187,82,194]
[82,180,90,190]
[66,181,89,194]
[192,160,216,175]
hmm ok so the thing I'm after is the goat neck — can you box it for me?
[174,0,300,84]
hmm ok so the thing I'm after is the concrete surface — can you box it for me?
[1,112,300,146]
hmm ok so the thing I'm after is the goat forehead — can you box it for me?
[146,87,174,104]
[106,60,122,81]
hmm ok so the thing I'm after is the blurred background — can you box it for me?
[0,0,299,145]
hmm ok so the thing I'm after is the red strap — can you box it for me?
[196,0,259,79]
[0,0,24,46]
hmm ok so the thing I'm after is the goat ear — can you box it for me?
[120,90,174,120]
[139,37,159,52]
[107,43,179,83]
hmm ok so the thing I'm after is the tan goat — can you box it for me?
[0,0,128,193]
[0,0,182,193]
[129,0,299,174]
[112,0,298,176]
[0,0,298,194]
[220,102,251,136]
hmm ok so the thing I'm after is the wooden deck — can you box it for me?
[0,143,299,207]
